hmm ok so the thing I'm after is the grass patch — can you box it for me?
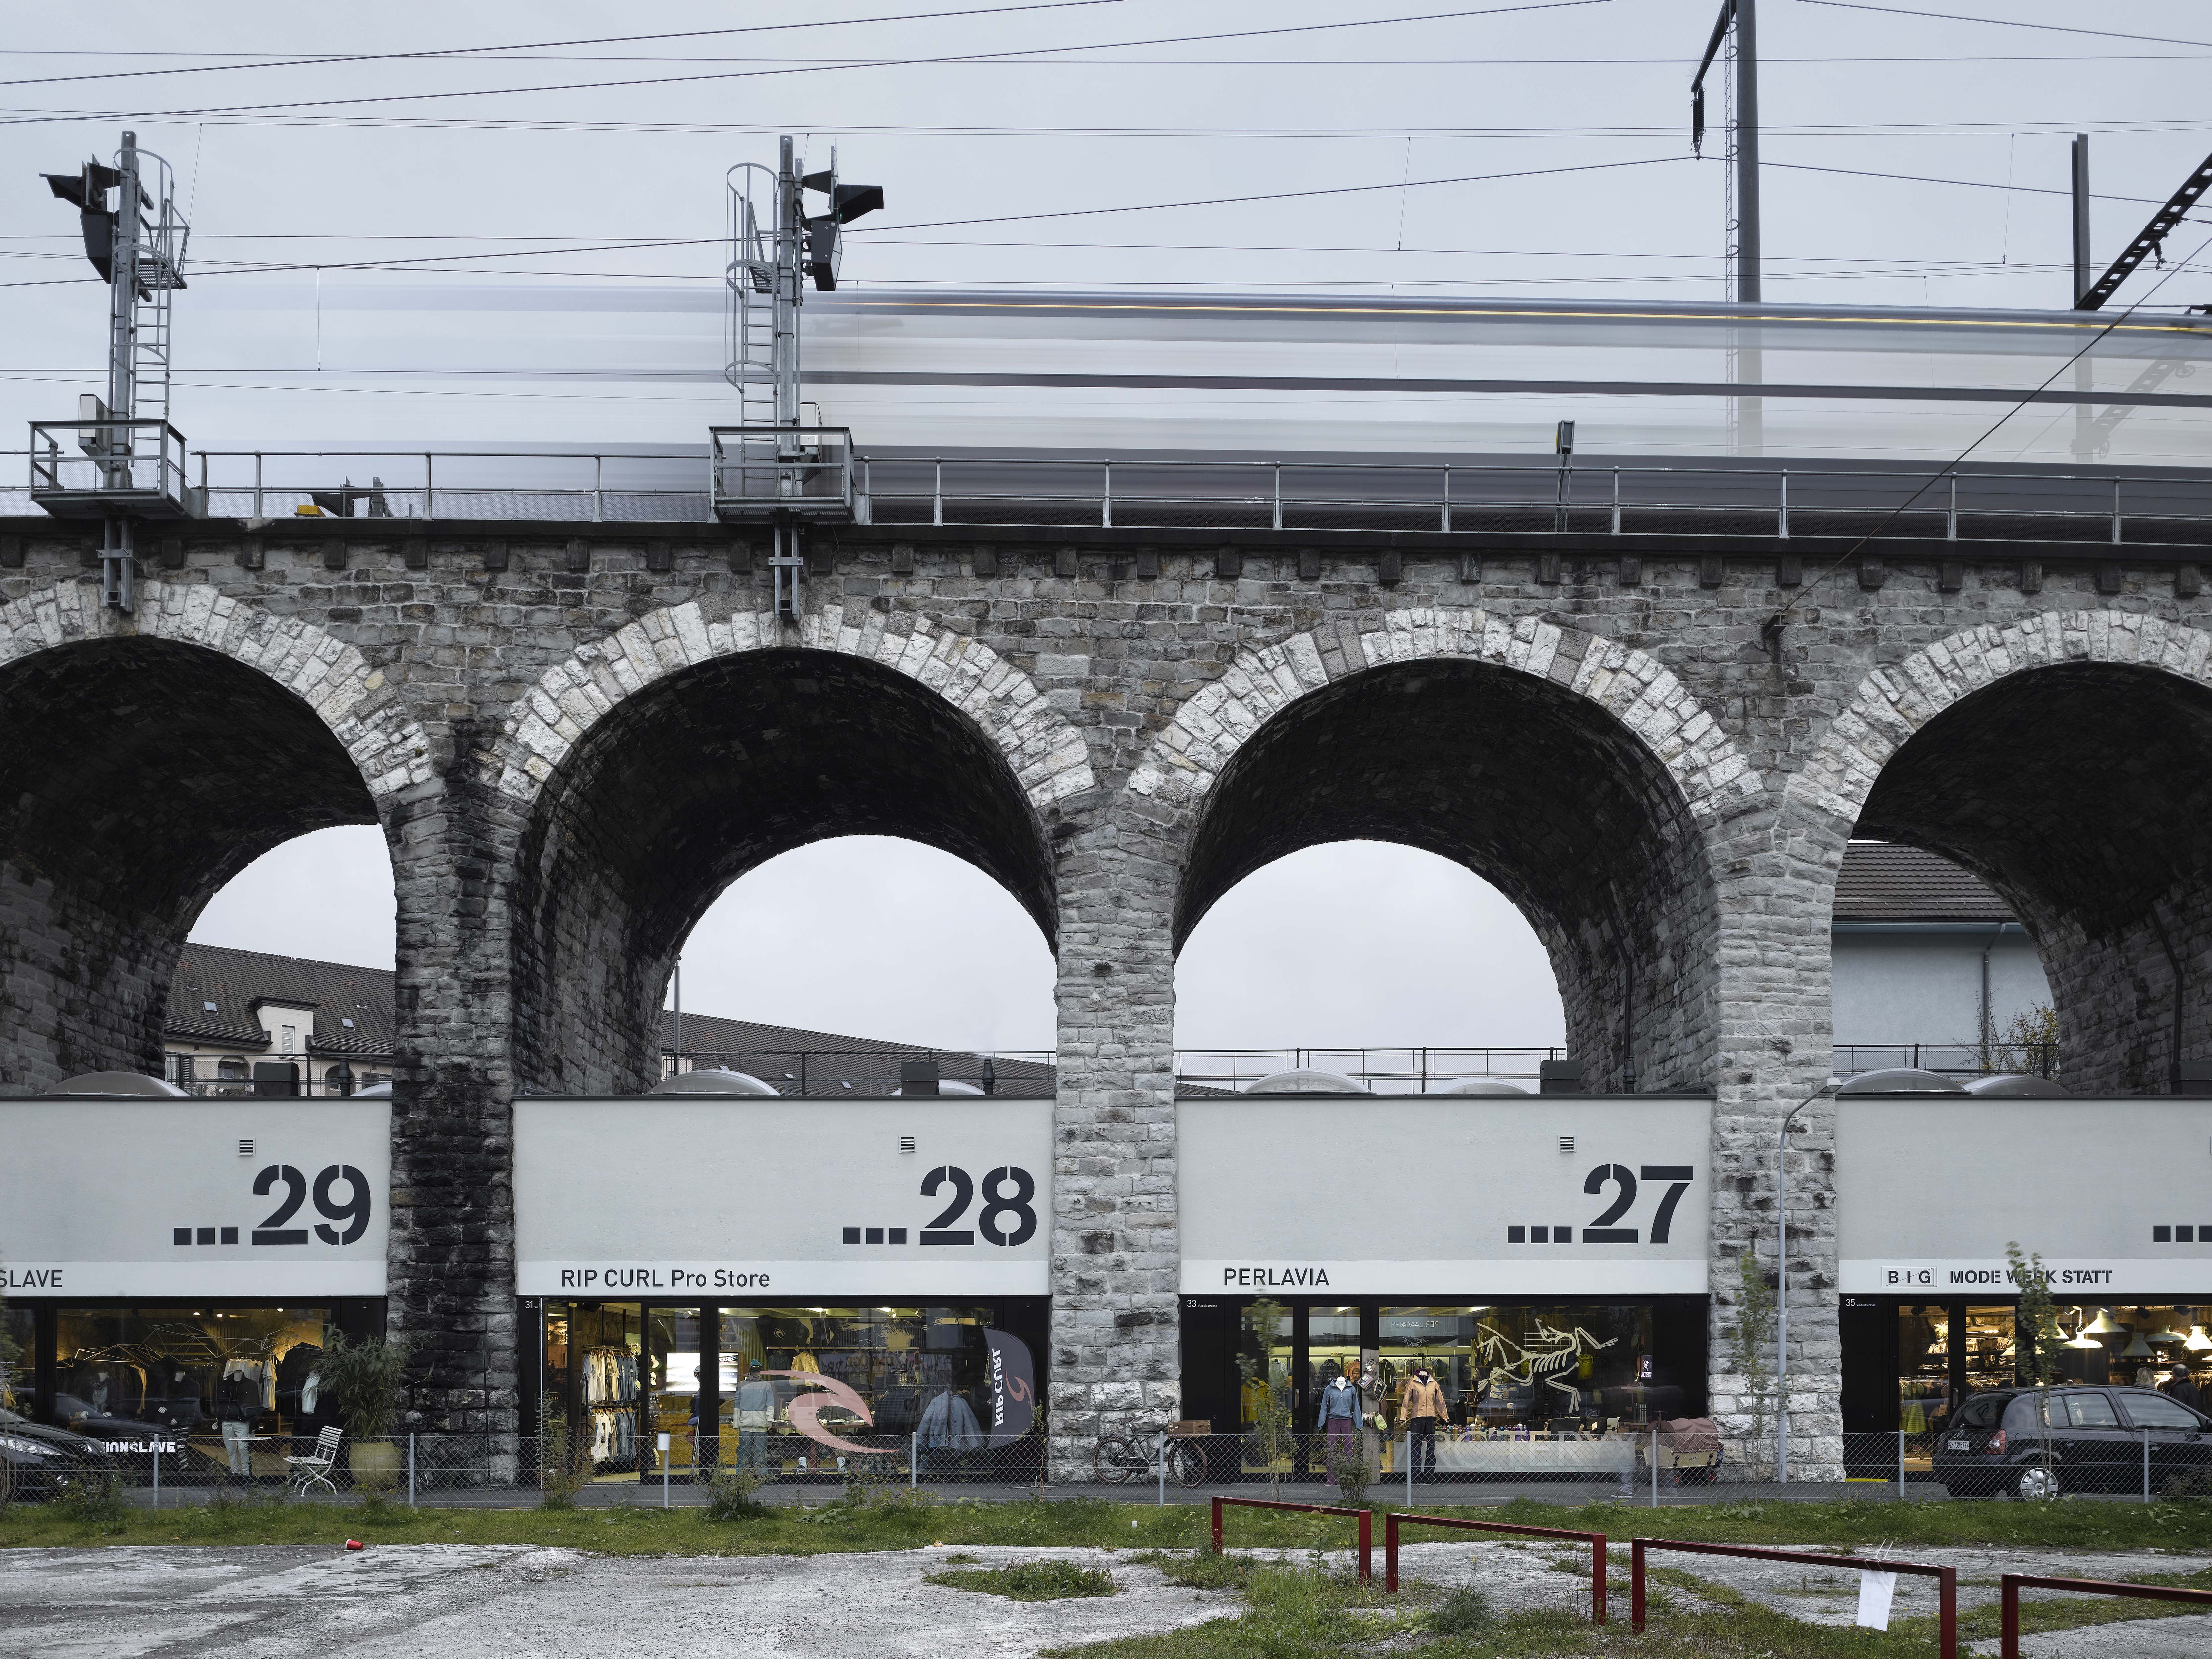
[926,1558,1117,1600]
[10,1488,2212,1560]
[1130,1550,1257,1591]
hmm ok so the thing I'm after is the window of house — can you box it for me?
[280,1025,296,1054]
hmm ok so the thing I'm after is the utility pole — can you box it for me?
[2071,135,2093,457]
[2071,134,2092,305]
[1692,1,1763,453]
[1735,0,1761,304]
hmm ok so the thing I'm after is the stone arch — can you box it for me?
[497,601,1096,1095]
[1790,611,2212,1092]
[0,579,433,1089]
[1133,607,1762,1091]
[488,599,1094,814]
[0,578,434,799]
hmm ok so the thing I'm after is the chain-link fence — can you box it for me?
[9,1425,2207,1510]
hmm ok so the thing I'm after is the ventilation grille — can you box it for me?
[238,1139,254,1159]
[900,1135,917,1154]
[1558,1136,1575,1155]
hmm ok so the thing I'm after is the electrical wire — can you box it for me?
[0,1,1622,124]
[1789,0,2212,53]
[1765,228,2212,636]
[0,1,1145,90]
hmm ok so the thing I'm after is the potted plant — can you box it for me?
[318,1331,414,1490]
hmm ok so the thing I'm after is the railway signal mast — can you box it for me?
[31,131,195,613]
[713,137,884,619]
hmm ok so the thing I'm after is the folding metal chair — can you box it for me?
[285,1425,343,1497]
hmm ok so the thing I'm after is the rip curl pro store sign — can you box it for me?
[513,1099,1052,1297]
[0,1101,391,1297]
[1178,1097,1711,1295]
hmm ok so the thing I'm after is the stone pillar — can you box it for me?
[385,764,522,1444]
[1705,815,1846,1482]
[1047,814,1180,1478]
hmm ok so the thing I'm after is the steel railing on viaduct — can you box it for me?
[11,444,2212,552]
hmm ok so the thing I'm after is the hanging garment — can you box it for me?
[789,1351,819,1374]
[917,1390,984,1451]
[302,1368,321,1415]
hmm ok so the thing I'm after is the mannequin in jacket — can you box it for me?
[1315,1361,1364,1483]
[1402,1365,1447,1482]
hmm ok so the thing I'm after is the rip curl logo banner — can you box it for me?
[762,1370,897,1456]
[983,1328,1035,1447]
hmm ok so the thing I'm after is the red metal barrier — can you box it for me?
[1208,1494,1371,1584]
[1384,1512,1606,1624]
[1999,1574,2212,1658]
[1631,1538,1955,1659]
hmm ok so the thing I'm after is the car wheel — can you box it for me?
[2011,1462,2062,1502]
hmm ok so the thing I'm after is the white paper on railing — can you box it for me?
[1856,1570,1898,1631]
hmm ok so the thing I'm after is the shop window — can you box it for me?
[1897,1304,1948,1440]
[47,1307,332,1468]
[1,1305,31,1411]
[2053,1304,2212,1399]
[1238,1302,1293,1434]
[1381,1305,1658,1434]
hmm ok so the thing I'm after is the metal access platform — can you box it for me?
[27,416,201,520]
[708,425,857,522]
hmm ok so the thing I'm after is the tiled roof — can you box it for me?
[166,944,396,1057]
[1834,842,2014,924]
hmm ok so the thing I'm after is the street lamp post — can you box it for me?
[1775,1078,1838,1483]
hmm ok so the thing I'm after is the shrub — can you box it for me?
[537,1398,591,1510]
[56,1464,129,1528]
[1428,1584,1495,1636]
[1327,1442,1372,1508]
[702,1460,771,1522]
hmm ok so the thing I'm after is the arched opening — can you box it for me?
[1174,657,1720,1092]
[666,833,1056,1078]
[511,647,1058,1094]
[1175,840,1566,1085]
[173,824,397,1097]
[1851,662,2212,1093]
[0,638,382,1091]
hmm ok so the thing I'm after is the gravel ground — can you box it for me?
[0,1543,1238,1658]
[5,1538,2209,1656]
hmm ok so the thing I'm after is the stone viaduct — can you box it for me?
[3,512,2209,1473]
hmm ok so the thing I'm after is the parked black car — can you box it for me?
[1932,1386,2212,1499]
[0,1406,118,1502]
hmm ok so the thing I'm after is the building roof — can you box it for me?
[162,945,1051,1092]
[1834,842,2014,924]
[166,944,397,1058]
[663,1008,1054,1098]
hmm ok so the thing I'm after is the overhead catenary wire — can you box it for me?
[0,0,1624,125]
[1762,228,2212,643]
[0,0,1148,90]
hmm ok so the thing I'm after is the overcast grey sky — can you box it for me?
[10,1,2207,1051]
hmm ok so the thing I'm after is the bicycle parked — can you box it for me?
[1092,1423,1207,1487]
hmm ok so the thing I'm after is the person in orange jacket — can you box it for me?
[1402,1366,1448,1482]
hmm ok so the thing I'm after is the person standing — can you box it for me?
[1401,1365,1447,1483]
